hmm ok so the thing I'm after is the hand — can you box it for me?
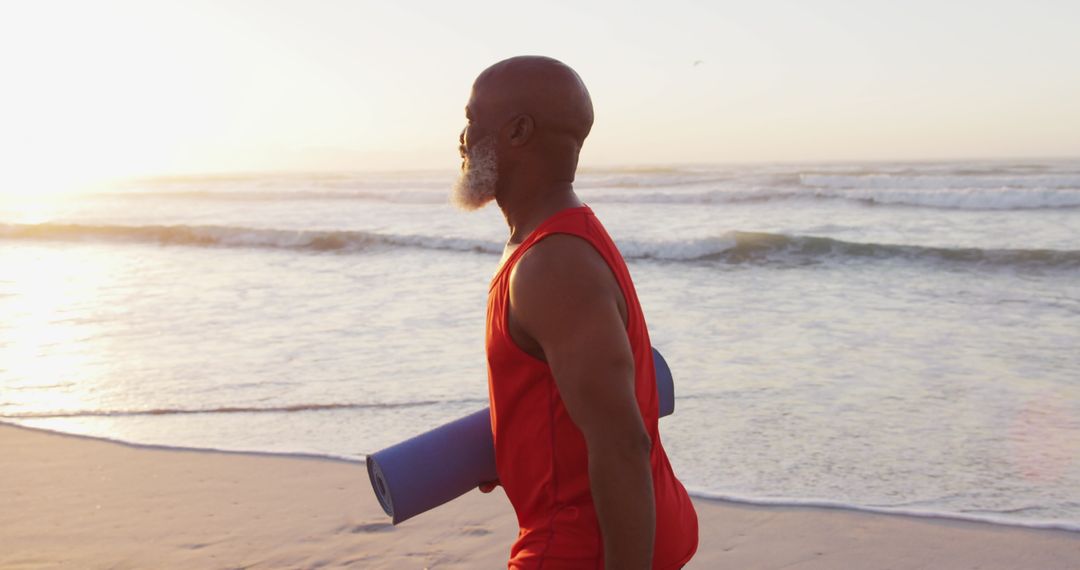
[478,479,500,493]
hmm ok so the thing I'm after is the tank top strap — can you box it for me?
[489,205,593,290]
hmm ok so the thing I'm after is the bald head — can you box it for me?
[469,56,594,150]
[456,56,593,210]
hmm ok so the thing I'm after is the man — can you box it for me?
[453,56,698,570]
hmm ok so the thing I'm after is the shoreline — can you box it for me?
[4,420,1078,535]
[3,422,1079,569]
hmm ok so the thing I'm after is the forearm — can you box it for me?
[588,442,655,569]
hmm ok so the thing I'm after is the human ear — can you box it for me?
[507,114,534,147]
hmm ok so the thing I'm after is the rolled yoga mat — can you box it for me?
[367,347,677,525]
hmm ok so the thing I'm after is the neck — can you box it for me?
[496,177,582,244]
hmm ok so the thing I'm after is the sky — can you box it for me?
[1,0,1079,189]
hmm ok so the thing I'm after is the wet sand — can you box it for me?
[2,423,1077,569]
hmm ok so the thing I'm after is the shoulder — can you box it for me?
[507,233,629,347]
[510,233,614,300]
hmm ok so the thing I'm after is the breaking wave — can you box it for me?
[0,222,501,254]
[621,232,1080,268]
[3,222,1078,269]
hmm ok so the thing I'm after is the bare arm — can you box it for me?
[510,234,654,569]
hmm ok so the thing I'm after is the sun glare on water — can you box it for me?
[0,246,123,416]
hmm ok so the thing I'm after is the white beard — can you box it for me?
[451,137,498,211]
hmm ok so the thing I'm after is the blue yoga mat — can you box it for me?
[367,347,677,525]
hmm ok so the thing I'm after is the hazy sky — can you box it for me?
[2,0,1079,186]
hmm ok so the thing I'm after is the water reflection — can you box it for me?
[0,245,119,415]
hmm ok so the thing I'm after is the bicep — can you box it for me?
[509,238,645,445]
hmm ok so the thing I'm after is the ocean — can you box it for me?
[1,160,1078,531]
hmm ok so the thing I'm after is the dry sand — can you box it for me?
[1,423,1078,569]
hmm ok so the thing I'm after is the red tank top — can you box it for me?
[486,205,698,569]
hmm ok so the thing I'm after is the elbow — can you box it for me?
[591,430,653,462]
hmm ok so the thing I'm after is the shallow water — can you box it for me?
[2,159,1078,530]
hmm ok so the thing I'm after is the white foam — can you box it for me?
[0,223,503,255]
[4,223,1078,268]
[0,420,364,465]
[686,488,1080,533]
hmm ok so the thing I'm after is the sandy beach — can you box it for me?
[1,423,1077,569]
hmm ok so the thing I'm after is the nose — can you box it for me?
[459,128,465,146]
